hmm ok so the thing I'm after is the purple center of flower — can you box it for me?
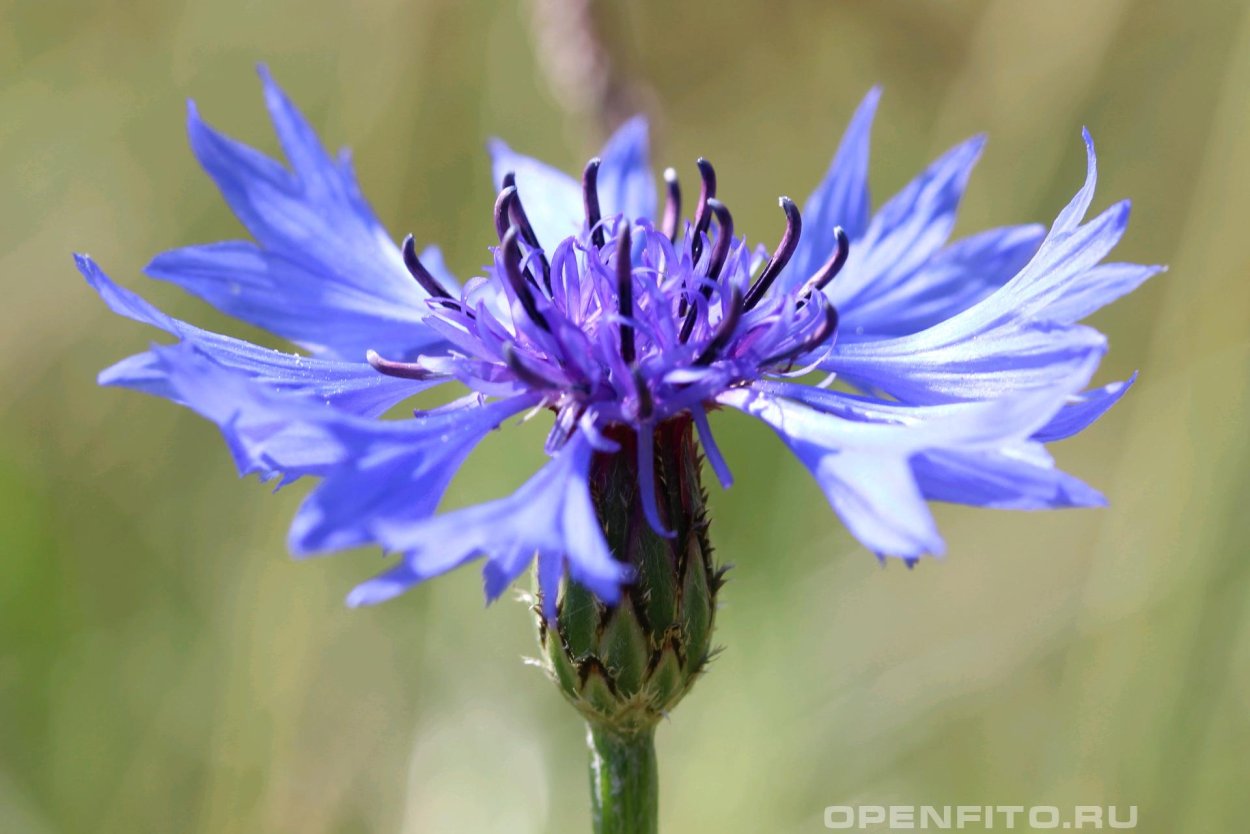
[367,158,850,445]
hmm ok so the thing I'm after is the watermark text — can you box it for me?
[823,805,1138,830]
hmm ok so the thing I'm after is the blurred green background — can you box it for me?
[3,0,1248,831]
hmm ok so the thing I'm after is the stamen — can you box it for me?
[691,157,717,262]
[500,226,551,332]
[632,367,653,420]
[636,426,674,538]
[616,222,635,364]
[583,158,604,248]
[401,234,456,302]
[704,198,734,281]
[744,196,802,310]
[798,226,850,304]
[366,349,439,380]
[494,185,518,242]
[678,198,733,343]
[693,287,743,365]
[692,405,734,489]
[501,172,553,294]
[503,343,561,390]
[661,167,681,243]
[762,300,839,365]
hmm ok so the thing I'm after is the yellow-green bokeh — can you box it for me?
[2,1,1247,831]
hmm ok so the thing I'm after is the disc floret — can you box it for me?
[370,158,849,524]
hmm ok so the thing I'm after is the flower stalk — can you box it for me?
[587,724,658,834]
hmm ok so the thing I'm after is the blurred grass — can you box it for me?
[2,0,1248,831]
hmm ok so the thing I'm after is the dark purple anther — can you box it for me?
[501,172,552,294]
[500,226,550,332]
[632,367,653,420]
[704,199,734,281]
[616,223,636,365]
[494,185,518,242]
[503,343,559,390]
[583,158,604,248]
[691,157,717,262]
[661,167,681,243]
[678,198,733,342]
[693,287,743,366]
[402,234,455,302]
[367,349,439,380]
[744,196,802,310]
[763,300,839,365]
[798,226,850,304]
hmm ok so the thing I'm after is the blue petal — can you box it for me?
[821,131,1159,405]
[757,372,1133,450]
[1032,373,1137,443]
[842,224,1044,337]
[482,543,541,606]
[716,387,943,558]
[488,138,583,250]
[147,239,453,362]
[933,134,1160,331]
[154,66,441,360]
[596,116,657,222]
[830,320,1108,405]
[829,134,986,312]
[1039,262,1164,325]
[786,88,881,289]
[826,198,1132,402]
[144,343,354,481]
[740,370,1095,448]
[536,551,565,625]
[288,394,541,555]
[972,202,1135,326]
[720,360,1098,558]
[343,561,424,608]
[141,342,534,523]
[1052,128,1099,237]
[913,443,1106,510]
[347,432,632,613]
[814,450,945,557]
[81,255,432,417]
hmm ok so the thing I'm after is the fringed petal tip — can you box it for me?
[345,564,415,608]
[876,552,939,569]
[176,68,445,361]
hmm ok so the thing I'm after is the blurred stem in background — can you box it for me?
[526,0,651,138]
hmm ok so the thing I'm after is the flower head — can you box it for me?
[80,68,1160,620]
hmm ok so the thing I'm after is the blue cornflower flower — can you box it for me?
[80,69,1160,620]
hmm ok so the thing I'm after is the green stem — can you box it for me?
[587,723,658,834]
